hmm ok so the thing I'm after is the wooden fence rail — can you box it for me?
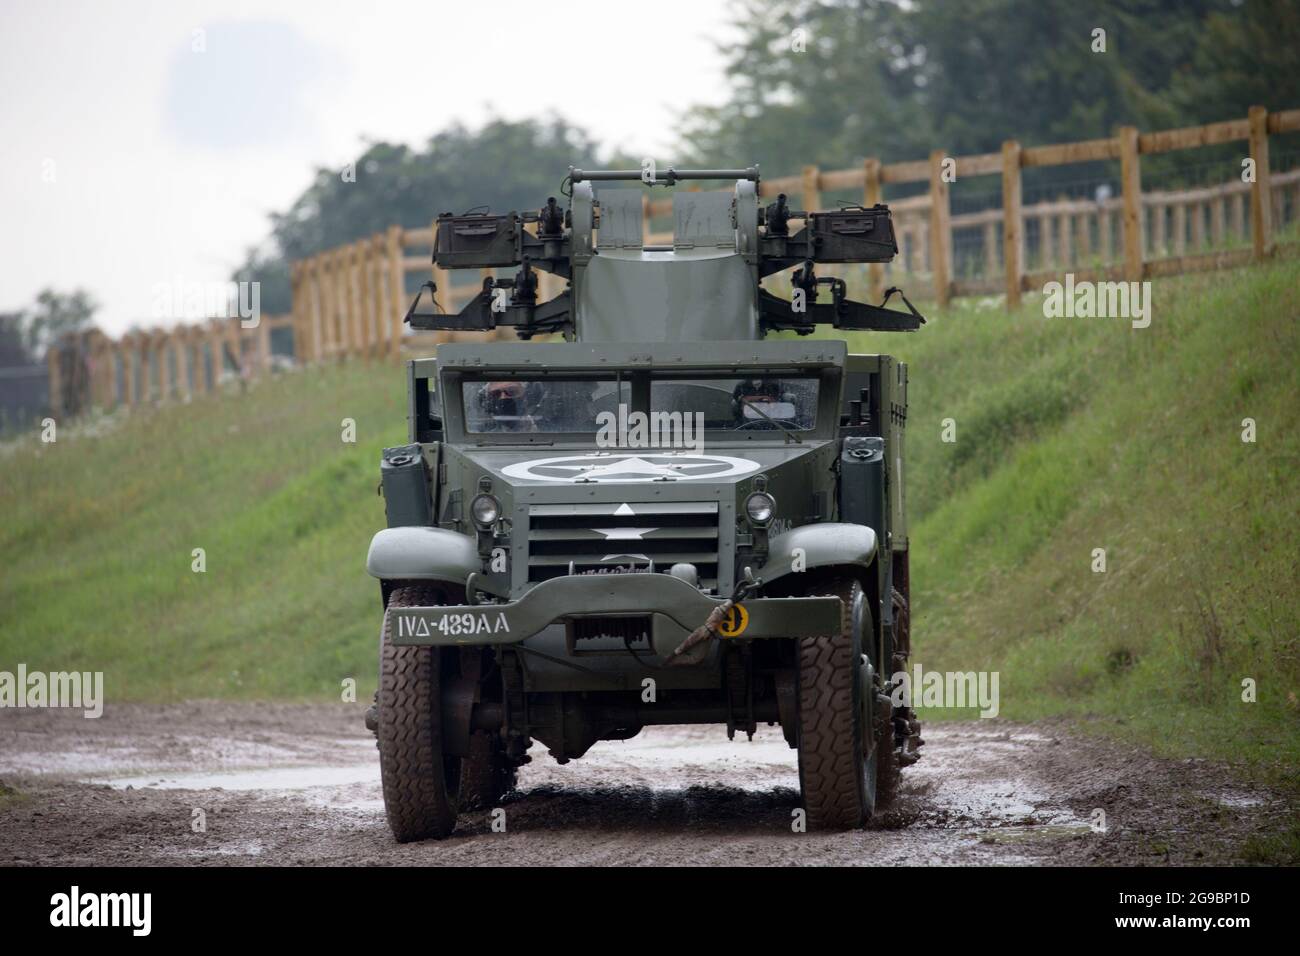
[46,314,293,419]
[48,105,1300,418]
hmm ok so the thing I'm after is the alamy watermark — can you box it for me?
[150,277,261,328]
[0,664,103,718]
[889,663,1000,718]
[1042,273,1151,329]
[596,403,705,452]
[50,886,150,936]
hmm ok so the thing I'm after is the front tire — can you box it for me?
[796,577,878,829]
[378,585,461,842]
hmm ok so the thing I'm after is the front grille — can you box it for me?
[527,501,720,590]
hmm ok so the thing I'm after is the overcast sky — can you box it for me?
[0,0,735,336]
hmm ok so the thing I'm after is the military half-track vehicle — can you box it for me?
[365,166,924,841]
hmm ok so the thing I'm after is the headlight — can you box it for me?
[744,491,776,526]
[470,493,501,528]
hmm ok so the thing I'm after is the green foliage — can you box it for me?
[678,0,933,171]
[1,288,97,363]
[679,0,1291,175]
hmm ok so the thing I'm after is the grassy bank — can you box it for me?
[844,258,1299,781]
[0,363,406,699]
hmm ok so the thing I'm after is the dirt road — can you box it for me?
[0,702,1288,866]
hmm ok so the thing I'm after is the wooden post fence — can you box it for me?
[1249,105,1274,259]
[1002,140,1024,308]
[49,107,1300,419]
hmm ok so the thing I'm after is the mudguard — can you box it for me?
[365,526,482,588]
[759,522,877,585]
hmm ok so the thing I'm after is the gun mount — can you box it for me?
[405,165,925,342]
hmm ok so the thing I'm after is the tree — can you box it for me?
[14,289,97,360]
[1166,0,1300,121]
[234,117,605,312]
[675,0,1279,178]
[678,0,931,172]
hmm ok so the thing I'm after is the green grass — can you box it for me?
[0,363,407,700]
[0,261,1297,783]
[840,257,1300,781]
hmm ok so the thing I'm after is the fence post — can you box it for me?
[300,260,316,364]
[144,332,158,401]
[175,327,192,400]
[46,339,62,419]
[1001,140,1023,310]
[208,321,221,387]
[387,226,406,360]
[157,330,172,400]
[85,331,103,408]
[319,250,335,359]
[370,235,390,360]
[1118,126,1143,282]
[348,243,364,356]
[256,315,272,375]
[288,262,304,365]
[348,242,364,357]
[1057,200,1073,268]
[329,248,347,359]
[205,321,223,387]
[308,255,325,362]
[928,150,952,307]
[107,339,122,407]
[863,158,885,301]
[802,165,820,214]
[1248,105,1273,259]
[121,335,137,405]
[361,240,376,356]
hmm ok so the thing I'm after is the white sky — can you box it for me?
[0,0,735,335]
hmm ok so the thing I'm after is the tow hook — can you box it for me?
[663,568,761,667]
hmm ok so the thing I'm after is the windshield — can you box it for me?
[459,372,819,434]
[651,375,818,430]
[462,377,629,433]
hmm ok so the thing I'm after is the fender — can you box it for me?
[365,526,484,589]
[758,522,877,585]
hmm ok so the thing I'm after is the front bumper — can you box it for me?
[387,572,842,647]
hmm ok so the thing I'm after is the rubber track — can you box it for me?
[797,579,866,829]
[378,586,458,842]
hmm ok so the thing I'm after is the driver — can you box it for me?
[477,381,536,431]
[731,378,787,425]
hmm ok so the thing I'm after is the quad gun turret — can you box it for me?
[404,166,924,343]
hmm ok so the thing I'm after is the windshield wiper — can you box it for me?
[740,397,802,444]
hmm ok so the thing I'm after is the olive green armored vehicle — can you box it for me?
[365,166,924,841]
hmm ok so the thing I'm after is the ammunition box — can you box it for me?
[810,205,897,263]
[434,212,521,268]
